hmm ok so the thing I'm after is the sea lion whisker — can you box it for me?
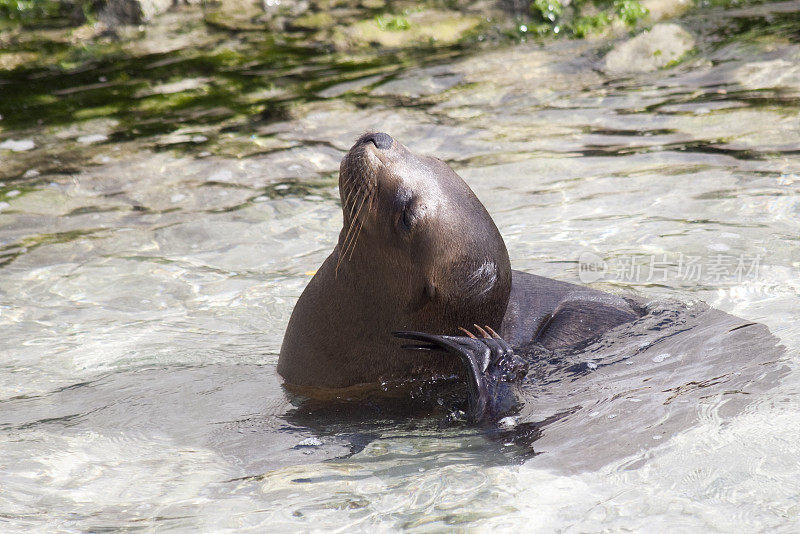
[336,216,356,274]
[367,183,378,213]
[342,178,357,213]
[344,179,364,218]
[341,189,370,263]
[337,223,357,272]
[347,182,364,221]
[348,187,368,235]
[348,181,378,259]
[336,181,368,272]
[345,208,367,261]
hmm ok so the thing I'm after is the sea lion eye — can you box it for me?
[395,190,415,233]
[401,206,414,232]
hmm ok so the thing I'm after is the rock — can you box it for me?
[735,57,800,92]
[603,23,694,75]
[134,77,210,98]
[260,0,311,30]
[262,0,310,18]
[206,0,275,30]
[0,139,36,152]
[334,9,482,49]
[0,52,38,71]
[372,65,464,98]
[96,0,174,25]
[641,0,691,23]
[317,74,384,98]
[289,11,334,30]
[77,134,109,145]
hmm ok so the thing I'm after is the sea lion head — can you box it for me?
[278,133,511,387]
[337,132,511,328]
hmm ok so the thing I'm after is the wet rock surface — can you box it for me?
[603,22,695,74]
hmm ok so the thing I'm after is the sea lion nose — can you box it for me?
[365,132,393,150]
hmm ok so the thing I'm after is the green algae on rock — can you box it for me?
[332,9,484,49]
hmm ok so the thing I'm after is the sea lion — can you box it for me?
[278,132,783,424]
[278,131,514,389]
[279,132,641,415]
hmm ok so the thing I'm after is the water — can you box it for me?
[2,2,800,531]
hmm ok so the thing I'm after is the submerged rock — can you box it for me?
[317,74,384,98]
[603,22,694,75]
[372,65,464,98]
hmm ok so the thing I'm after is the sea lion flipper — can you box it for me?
[393,329,527,422]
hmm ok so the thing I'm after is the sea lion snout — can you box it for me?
[359,132,394,150]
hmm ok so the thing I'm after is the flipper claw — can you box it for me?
[473,324,490,338]
[484,325,501,339]
[458,326,478,339]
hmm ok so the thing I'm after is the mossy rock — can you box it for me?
[0,51,39,71]
[204,0,269,30]
[290,11,335,31]
[335,9,483,49]
[314,0,353,9]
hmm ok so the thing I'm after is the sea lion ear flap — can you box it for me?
[406,278,437,313]
[424,280,436,300]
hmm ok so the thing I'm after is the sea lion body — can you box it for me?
[278,133,783,423]
[278,133,641,388]
[501,270,640,350]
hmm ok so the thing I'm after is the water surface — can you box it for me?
[1,2,800,531]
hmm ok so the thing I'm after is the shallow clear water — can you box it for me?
[2,2,800,532]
